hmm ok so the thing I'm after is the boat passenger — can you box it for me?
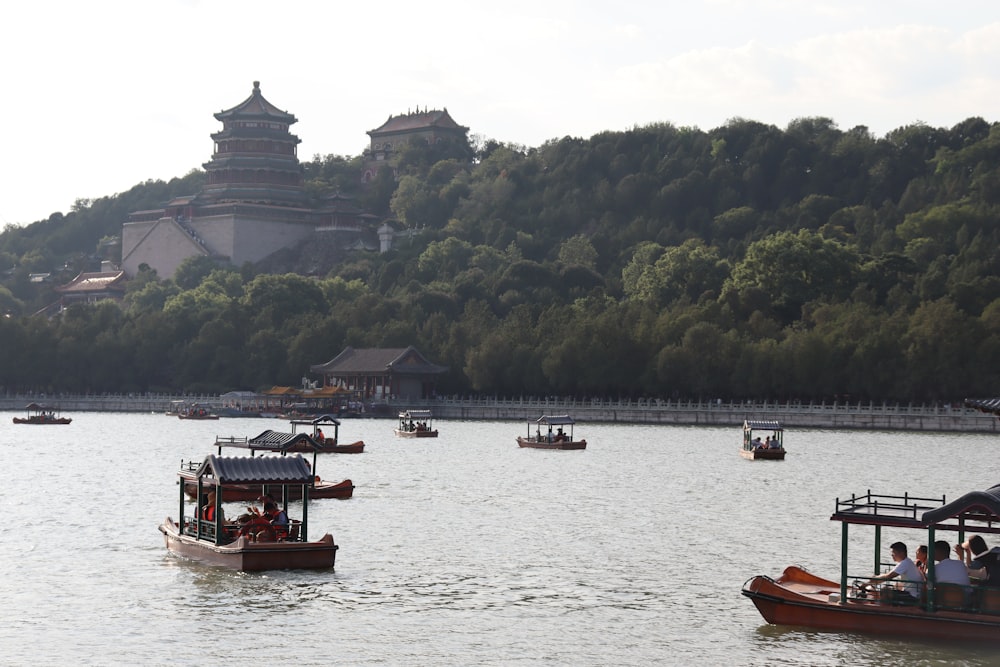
[915,544,929,580]
[768,437,781,449]
[957,535,1000,586]
[316,427,325,444]
[264,501,290,540]
[555,428,566,442]
[933,541,971,586]
[869,542,922,602]
[752,437,764,449]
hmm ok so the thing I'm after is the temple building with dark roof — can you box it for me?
[121,83,463,279]
[363,108,469,182]
[310,346,448,401]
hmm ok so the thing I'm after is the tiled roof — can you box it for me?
[195,454,313,484]
[214,81,296,123]
[55,271,127,293]
[368,108,467,135]
[310,346,447,375]
[965,397,1000,415]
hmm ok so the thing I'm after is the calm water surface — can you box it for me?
[1,413,998,666]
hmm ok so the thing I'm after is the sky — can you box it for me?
[2,0,999,226]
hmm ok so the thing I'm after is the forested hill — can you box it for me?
[0,116,998,401]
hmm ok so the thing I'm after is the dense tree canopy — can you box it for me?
[1,116,999,401]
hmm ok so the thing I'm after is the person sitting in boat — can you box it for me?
[200,491,225,523]
[932,540,971,587]
[752,436,764,449]
[957,535,1000,586]
[869,541,922,603]
[915,544,929,580]
[768,436,781,449]
[264,501,290,540]
[315,427,325,444]
[555,428,566,442]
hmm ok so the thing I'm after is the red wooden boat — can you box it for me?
[200,430,356,500]
[516,415,586,449]
[176,403,219,420]
[289,414,365,453]
[742,484,1000,641]
[739,419,785,460]
[160,454,338,571]
[12,403,72,425]
[394,409,439,438]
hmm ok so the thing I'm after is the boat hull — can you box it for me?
[742,566,1000,641]
[13,417,72,424]
[159,518,337,571]
[516,437,586,450]
[394,429,438,438]
[740,447,785,460]
[184,478,354,502]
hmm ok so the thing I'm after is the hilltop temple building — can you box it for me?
[121,83,468,279]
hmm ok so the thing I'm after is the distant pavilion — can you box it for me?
[310,346,448,400]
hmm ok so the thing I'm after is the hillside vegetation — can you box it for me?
[1,116,998,401]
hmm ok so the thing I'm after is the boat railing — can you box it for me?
[215,435,248,446]
[834,491,946,521]
[842,575,1000,614]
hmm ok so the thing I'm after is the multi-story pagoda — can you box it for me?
[199,80,307,207]
[122,82,320,279]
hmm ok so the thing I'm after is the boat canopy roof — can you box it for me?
[400,409,433,419]
[218,430,318,453]
[289,414,342,427]
[24,402,54,411]
[533,415,575,426]
[831,483,1000,535]
[194,454,314,484]
[965,397,1000,415]
[744,419,782,431]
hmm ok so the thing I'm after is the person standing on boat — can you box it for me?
[870,542,922,601]
[957,535,1000,586]
[315,427,325,444]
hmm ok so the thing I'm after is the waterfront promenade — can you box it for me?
[1,394,997,432]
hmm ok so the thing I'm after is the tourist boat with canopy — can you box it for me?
[176,402,220,420]
[394,409,438,438]
[160,453,338,571]
[181,431,356,501]
[741,483,1000,641]
[739,419,785,460]
[12,403,72,425]
[516,415,586,450]
[289,414,365,453]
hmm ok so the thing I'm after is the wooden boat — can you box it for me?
[12,403,72,425]
[193,431,356,500]
[516,415,586,449]
[161,453,338,571]
[742,484,1000,641]
[739,419,785,459]
[394,409,438,437]
[176,403,220,420]
[289,414,365,453]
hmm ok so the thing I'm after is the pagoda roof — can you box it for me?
[368,108,467,136]
[55,270,127,294]
[310,346,448,376]
[214,81,297,124]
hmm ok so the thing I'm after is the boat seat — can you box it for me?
[934,583,968,610]
[978,587,1000,614]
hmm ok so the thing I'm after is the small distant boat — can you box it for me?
[516,415,586,449]
[742,483,1000,641]
[176,402,220,420]
[12,403,72,425]
[394,409,438,438]
[160,453,338,571]
[739,419,785,460]
[289,414,365,453]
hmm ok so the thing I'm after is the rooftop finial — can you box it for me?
[253,81,260,92]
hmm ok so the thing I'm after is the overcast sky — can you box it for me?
[2,0,998,226]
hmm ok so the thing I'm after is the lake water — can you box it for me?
[2,412,999,666]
